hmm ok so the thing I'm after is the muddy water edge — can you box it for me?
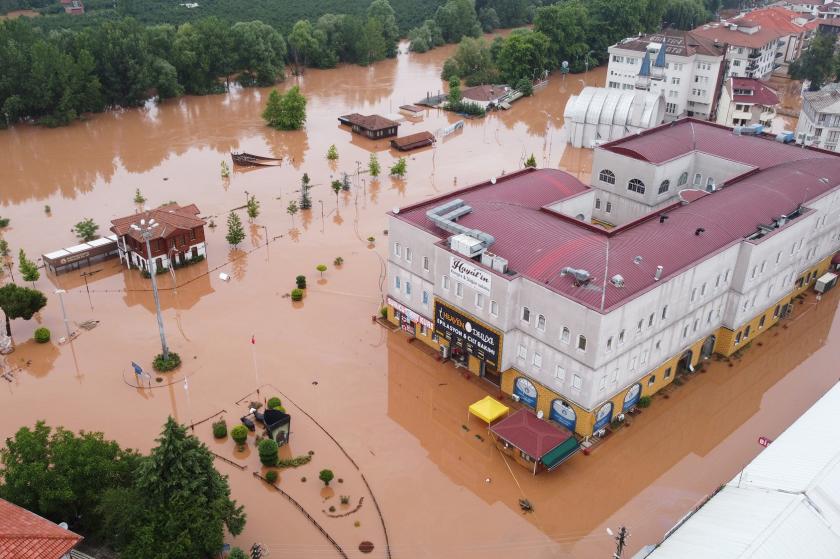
[0,40,833,559]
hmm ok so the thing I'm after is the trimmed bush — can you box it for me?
[334,256,343,266]
[33,327,51,343]
[296,275,307,289]
[212,419,227,438]
[340,495,350,505]
[267,396,282,409]
[316,264,327,276]
[638,396,652,408]
[319,469,334,486]
[379,307,388,319]
[229,548,248,559]
[152,352,181,372]
[291,289,303,301]
[265,469,278,484]
[231,425,248,447]
[258,438,279,466]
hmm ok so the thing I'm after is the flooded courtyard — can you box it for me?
[0,40,833,558]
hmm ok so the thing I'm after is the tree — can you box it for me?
[74,218,99,242]
[478,7,501,32]
[0,284,47,336]
[319,469,334,486]
[18,250,39,284]
[331,179,342,205]
[326,144,338,160]
[496,28,550,84]
[231,20,286,86]
[246,195,260,221]
[316,264,327,277]
[0,240,8,258]
[257,439,278,467]
[262,86,306,130]
[287,200,299,223]
[791,31,837,91]
[229,548,248,559]
[134,188,146,204]
[662,0,708,31]
[230,425,248,448]
[516,77,533,96]
[98,418,246,559]
[300,173,312,209]
[0,422,140,536]
[525,153,537,168]
[390,157,407,177]
[435,0,482,44]
[288,20,319,68]
[226,211,245,246]
[367,0,400,58]
[443,37,498,86]
[534,2,590,72]
[369,153,381,177]
[448,76,462,105]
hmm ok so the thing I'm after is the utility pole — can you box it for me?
[131,218,169,360]
[608,526,629,559]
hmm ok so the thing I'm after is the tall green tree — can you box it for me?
[496,28,550,84]
[74,218,99,242]
[226,211,245,246]
[98,418,246,559]
[18,249,39,284]
[288,19,319,68]
[535,2,590,72]
[262,85,306,130]
[232,20,287,86]
[367,0,400,57]
[791,31,838,91]
[662,0,708,30]
[441,36,498,86]
[0,284,47,336]
[435,0,481,44]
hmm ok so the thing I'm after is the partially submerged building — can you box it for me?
[391,131,436,151]
[110,204,207,272]
[461,85,511,109]
[386,118,840,439]
[338,113,399,139]
[42,235,119,274]
[563,87,665,148]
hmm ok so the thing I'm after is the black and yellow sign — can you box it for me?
[434,299,502,367]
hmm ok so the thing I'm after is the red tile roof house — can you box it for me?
[337,113,399,139]
[386,117,840,438]
[0,498,82,559]
[714,77,781,128]
[110,203,207,273]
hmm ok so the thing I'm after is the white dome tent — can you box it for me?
[563,87,666,148]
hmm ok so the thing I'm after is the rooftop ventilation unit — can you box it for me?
[654,266,663,281]
[426,198,495,257]
[611,274,625,287]
[481,251,509,273]
[561,267,591,285]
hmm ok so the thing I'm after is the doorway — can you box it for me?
[676,350,693,375]
[481,361,501,386]
[700,335,716,360]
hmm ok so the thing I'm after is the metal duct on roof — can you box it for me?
[426,198,496,249]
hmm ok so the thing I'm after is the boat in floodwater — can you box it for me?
[230,152,283,167]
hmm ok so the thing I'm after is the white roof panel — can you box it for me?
[42,249,71,260]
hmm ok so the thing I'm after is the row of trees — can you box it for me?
[0,0,401,127]
[0,418,245,559]
[790,31,840,91]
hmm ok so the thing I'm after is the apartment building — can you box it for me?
[796,82,840,151]
[715,77,780,128]
[606,31,725,121]
[386,119,840,439]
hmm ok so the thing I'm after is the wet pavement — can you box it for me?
[0,41,837,558]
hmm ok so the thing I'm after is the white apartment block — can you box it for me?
[385,119,840,438]
[796,82,840,152]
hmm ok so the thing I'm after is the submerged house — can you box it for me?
[263,409,291,445]
[391,131,436,151]
[338,113,400,139]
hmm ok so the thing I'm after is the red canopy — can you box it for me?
[490,408,573,459]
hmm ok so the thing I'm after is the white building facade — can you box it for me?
[796,82,840,152]
[563,87,665,148]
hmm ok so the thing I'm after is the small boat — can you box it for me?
[231,152,283,167]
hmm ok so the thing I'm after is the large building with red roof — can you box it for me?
[715,77,780,128]
[0,498,82,559]
[386,118,840,438]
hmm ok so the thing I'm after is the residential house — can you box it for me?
[338,114,399,139]
[796,82,840,151]
[0,498,83,559]
[715,77,780,127]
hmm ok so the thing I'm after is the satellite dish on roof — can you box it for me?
[491,177,497,184]
[393,207,400,214]
[634,255,643,265]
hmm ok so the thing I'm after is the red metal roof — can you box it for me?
[338,113,399,131]
[395,120,840,313]
[730,77,780,106]
[0,499,82,559]
[490,409,573,459]
[110,203,205,242]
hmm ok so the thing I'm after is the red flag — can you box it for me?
[251,335,255,345]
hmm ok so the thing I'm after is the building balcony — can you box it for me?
[760,110,776,121]
[748,51,760,59]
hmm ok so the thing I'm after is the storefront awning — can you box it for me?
[490,409,575,462]
[468,396,509,424]
[542,437,580,470]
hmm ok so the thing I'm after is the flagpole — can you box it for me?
[183,376,193,431]
[251,335,261,397]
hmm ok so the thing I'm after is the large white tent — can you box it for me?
[563,87,665,148]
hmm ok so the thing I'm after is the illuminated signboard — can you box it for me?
[434,299,501,368]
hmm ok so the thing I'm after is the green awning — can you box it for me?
[542,437,580,470]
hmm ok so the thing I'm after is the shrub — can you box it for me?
[367,236,375,243]
[291,288,303,302]
[44,205,51,213]
[296,275,306,289]
[316,264,327,277]
[229,548,248,559]
[231,425,248,447]
[319,469,334,486]
[258,438,279,466]
[638,396,652,408]
[380,307,388,319]
[329,506,336,512]
[516,78,534,97]
[340,495,350,505]
[265,469,278,484]
[334,257,344,266]
[277,454,311,468]
[212,419,227,438]
[267,396,282,409]
[152,352,181,372]
[326,144,338,160]
[33,327,50,343]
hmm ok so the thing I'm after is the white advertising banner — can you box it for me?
[449,256,491,296]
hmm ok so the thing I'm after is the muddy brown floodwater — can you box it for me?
[0,40,836,559]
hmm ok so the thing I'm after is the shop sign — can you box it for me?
[513,377,538,408]
[434,299,501,367]
[593,401,613,433]
[450,257,491,296]
[550,399,576,432]
[388,297,433,329]
[622,383,642,412]
[59,251,90,265]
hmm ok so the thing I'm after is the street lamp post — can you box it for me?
[131,218,169,360]
[55,289,72,341]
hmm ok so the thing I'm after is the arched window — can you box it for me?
[658,179,670,194]
[678,172,688,186]
[577,335,587,351]
[599,169,616,184]
[627,178,645,194]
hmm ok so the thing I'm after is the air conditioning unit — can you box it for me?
[597,428,607,437]
[617,413,625,422]
[536,410,544,419]
[511,394,520,402]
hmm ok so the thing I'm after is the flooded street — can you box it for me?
[0,40,837,558]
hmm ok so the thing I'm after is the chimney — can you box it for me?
[659,214,668,224]
[695,227,706,236]
[654,266,663,281]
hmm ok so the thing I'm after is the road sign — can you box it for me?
[131,361,143,375]
[758,436,772,447]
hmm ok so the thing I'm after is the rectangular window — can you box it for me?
[395,276,401,290]
[662,305,668,320]
[422,291,429,305]
[664,367,672,379]
[691,288,697,302]
[490,300,499,316]
[693,173,702,186]
[405,281,411,295]
[599,376,607,391]
[751,265,757,279]
[715,274,721,288]
[773,305,780,318]
[606,202,612,213]
[522,307,531,323]
[637,319,643,333]
[630,356,638,370]
[607,336,613,351]
[423,256,429,271]
[419,324,427,336]
[442,275,449,290]
[394,242,401,257]
[517,344,526,360]
[190,228,196,241]
[619,329,625,344]
[641,350,649,365]
[577,335,587,352]
[760,260,766,274]
[682,325,689,338]
[554,365,566,382]
[648,375,656,386]
[759,315,766,329]
[537,314,546,331]
[475,293,484,309]
[405,247,412,262]
[744,325,751,338]
[707,310,713,324]
[455,282,463,297]
[572,374,582,390]
[693,318,699,332]
[735,331,742,345]
[648,313,654,327]
[595,198,601,209]
[671,77,680,85]
[724,269,731,282]
[561,327,570,343]
[701,283,707,296]
[533,352,542,368]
